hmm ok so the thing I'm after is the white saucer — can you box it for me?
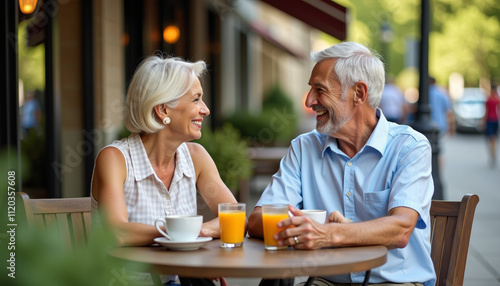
[154,237,213,251]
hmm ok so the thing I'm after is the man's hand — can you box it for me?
[274,205,331,249]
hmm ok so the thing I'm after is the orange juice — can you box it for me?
[262,213,289,249]
[219,210,246,245]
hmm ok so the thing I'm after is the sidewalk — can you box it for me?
[441,133,500,286]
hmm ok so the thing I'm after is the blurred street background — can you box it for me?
[6,0,500,200]
[3,0,500,285]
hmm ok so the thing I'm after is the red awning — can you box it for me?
[260,0,347,41]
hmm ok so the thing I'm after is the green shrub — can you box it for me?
[226,85,298,147]
[194,123,253,192]
[0,217,147,286]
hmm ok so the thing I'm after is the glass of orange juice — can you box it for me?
[219,203,246,248]
[262,204,290,250]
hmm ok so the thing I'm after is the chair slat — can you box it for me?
[430,215,447,281]
[71,213,86,246]
[33,215,45,230]
[56,213,73,250]
[83,212,92,240]
[43,213,57,227]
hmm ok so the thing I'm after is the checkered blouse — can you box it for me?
[91,132,198,227]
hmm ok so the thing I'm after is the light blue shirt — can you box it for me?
[257,109,436,285]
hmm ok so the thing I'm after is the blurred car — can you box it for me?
[453,88,487,133]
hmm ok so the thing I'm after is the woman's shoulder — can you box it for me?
[98,135,136,158]
[184,141,203,151]
[184,142,209,158]
[95,136,134,167]
[96,146,126,166]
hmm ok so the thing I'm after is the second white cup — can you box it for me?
[155,215,203,241]
[302,209,327,223]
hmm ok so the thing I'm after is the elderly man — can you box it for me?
[248,42,436,286]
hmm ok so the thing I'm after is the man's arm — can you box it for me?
[275,205,418,250]
[274,135,432,250]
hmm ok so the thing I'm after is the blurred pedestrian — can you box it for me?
[484,85,500,167]
[379,76,407,123]
[429,77,454,137]
[20,90,41,136]
[429,76,454,169]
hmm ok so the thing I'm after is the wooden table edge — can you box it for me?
[107,239,388,279]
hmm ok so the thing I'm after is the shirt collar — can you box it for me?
[365,108,388,156]
[129,133,155,181]
[321,108,388,158]
[128,133,195,182]
[173,143,195,181]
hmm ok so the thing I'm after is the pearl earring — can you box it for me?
[163,117,171,125]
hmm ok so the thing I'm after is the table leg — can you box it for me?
[303,277,315,286]
[362,270,371,286]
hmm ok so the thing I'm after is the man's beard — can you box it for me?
[316,106,352,135]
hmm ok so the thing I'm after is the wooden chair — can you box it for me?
[304,194,480,286]
[16,192,164,285]
[16,191,92,250]
[430,193,479,286]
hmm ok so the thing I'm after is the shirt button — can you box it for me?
[348,218,352,222]
[347,162,352,167]
[346,192,351,197]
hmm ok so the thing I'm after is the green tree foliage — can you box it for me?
[430,1,500,85]
[18,21,45,91]
[333,0,500,87]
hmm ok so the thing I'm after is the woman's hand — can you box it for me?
[326,210,348,223]
[199,219,220,238]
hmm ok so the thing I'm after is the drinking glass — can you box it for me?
[219,203,246,248]
[262,204,290,250]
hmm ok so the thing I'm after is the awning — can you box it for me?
[249,21,307,58]
[260,0,347,41]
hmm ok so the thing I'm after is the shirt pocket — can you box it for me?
[364,188,390,219]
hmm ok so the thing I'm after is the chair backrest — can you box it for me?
[430,193,479,286]
[16,192,92,250]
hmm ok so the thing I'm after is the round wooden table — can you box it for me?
[107,237,387,279]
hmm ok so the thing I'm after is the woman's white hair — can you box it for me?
[310,42,385,109]
[125,55,207,134]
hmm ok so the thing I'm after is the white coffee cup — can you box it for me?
[301,209,327,223]
[155,215,203,241]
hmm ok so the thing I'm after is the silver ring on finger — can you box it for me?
[293,236,299,244]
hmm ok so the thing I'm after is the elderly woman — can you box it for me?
[91,55,237,285]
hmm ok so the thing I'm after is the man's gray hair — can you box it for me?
[311,42,385,109]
